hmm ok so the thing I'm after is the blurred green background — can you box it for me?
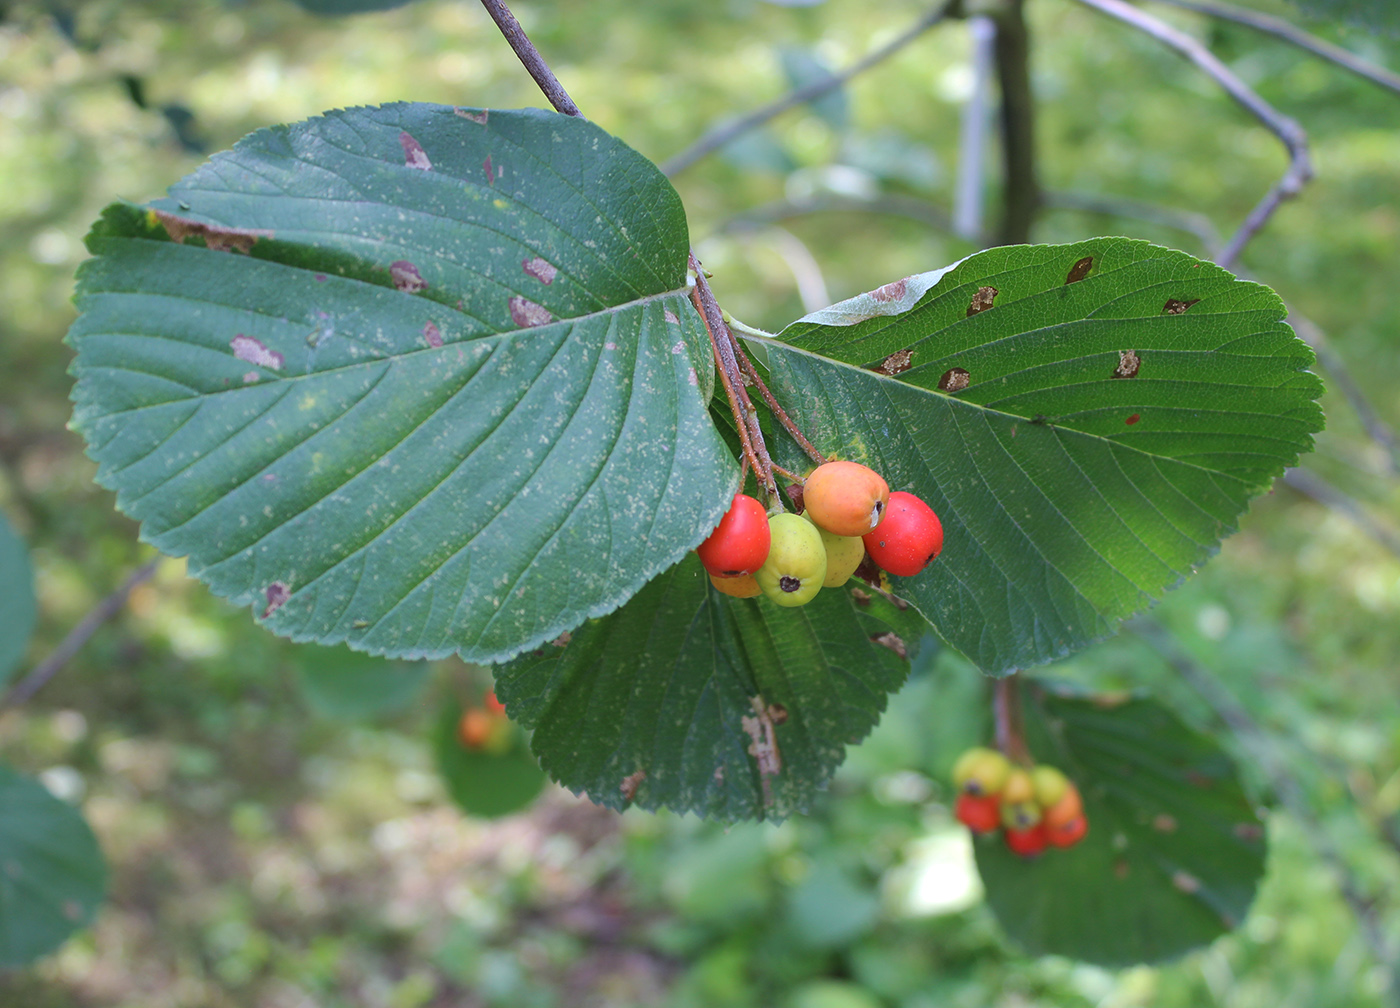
[2,0,1400,1004]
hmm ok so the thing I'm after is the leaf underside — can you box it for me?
[765,238,1324,675]
[974,679,1266,966]
[0,515,37,687]
[67,104,736,664]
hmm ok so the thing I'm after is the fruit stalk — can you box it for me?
[994,676,1033,766]
[731,339,826,466]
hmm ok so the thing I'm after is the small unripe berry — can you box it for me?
[1045,814,1089,848]
[1000,798,1043,832]
[952,747,1012,796]
[1001,768,1035,805]
[696,493,771,578]
[709,572,761,598]
[804,513,866,587]
[1004,822,1048,858]
[756,513,826,607]
[955,792,1002,834]
[803,460,890,537]
[862,491,943,577]
[1031,765,1070,807]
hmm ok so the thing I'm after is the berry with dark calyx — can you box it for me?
[862,491,943,577]
[804,513,866,587]
[1004,822,1048,858]
[955,792,1002,834]
[803,460,890,537]
[1046,814,1089,848]
[1000,799,1042,833]
[952,747,1012,797]
[709,572,761,598]
[1031,765,1070,807]
[1041,783,1084,829]
[696,493,771,578]
[756,513,826,607]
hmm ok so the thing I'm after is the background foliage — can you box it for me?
[2,0,1400,1004]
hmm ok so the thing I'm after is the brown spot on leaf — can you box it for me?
[966,286,997,316]
[1152,814,1178,833]
[522,257,558,284]
[455,108,489,124]
[850,588,871,606]
[509,296,554,328]
[872,349,913,376]
[1112,349,1141,379]
[153,209,271,253]
[1065,256,1094,284]
[314,273,328,282]
[938,367,971,392]
[872,278,908,302]
[1234,822,1265,841]
[230,334,283,370]
[1092,691,1132,708]
[423,321,443,348]
[399,131,431,170]
[1114,859,1130,880]
[62,900,83,922]
[871,632,907,659]
[551,631,572,647]
[1125,413,1140,425]
[262,582,290,619]
[664,309,679,324]
[1163,298,1200,315]
[390,261,427,293]
[483,155,495,185]
[741,696,783,805]
[619,770,646,801]
[768,703,788,726]
[1172,870,1201,894]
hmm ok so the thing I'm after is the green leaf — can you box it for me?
[0,515,37,688]
[764,238,1323,675]
[67,104,736,664]
[974,678,1265,966]
[494,553,921,821]
[294,643,430,719]
[291,0,419,13]
[0,765,108,968]
[433,704,547,818]
[1284,0,1400,35]
[779,48,848,131]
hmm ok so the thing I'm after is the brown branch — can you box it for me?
[477,0,582,118]
[991,0,1040,245]
[1073,0,1312,268]
[1282,467,1400,559]
[993,675,1032,764]
[732,343,826,467]
[1043,189,1224,255]
[1149,0,1400,98]
[714,193,955,238]
[661,0,957,177]
[1,557,160,709]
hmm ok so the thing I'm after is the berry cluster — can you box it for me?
[457,690,511,753]
[952,746,1088,857]
[696,460,944,607]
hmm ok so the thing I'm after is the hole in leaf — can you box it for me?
[1112,349,1141,379]
[966,286,997,316]
[1065,256,1094,284]
[938,367,971,392]
[619,770,646,801]
[455,107,489,124]
[870,632,907,659]
[1163,298,1200,315]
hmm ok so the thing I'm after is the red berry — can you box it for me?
[955,792,1002,834]
[862,491,943,577]
[1004,822,1048,858]
[696,494,771,577]
[1046,814,1089,848]
[483,690,506,716]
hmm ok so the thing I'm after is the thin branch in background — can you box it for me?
[1129,617,1398,998]
[746,226,830,312]
[991,0,1040,245]
[2,557,161,710]
[715,193,955,237]
[1073,0,1312,268]
[953,15,996,243]
[477,0,582,118]
[1281,467,1400,558]
[661,0,956,177]
[1150,0,1400,98]
[1043,189,1224,256]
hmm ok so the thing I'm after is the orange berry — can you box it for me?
[709,572,761,598]
[1042,784,1084,828]
[803,461,890,537]
[457,708,495,750]
[1046,814,1088,848]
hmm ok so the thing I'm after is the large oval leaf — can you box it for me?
[973,679,1266,966]
[67,104,736,664]
[764,239,1323,675]
[0,765,108,968]
[0,515,37,688]
[495,553,926,821]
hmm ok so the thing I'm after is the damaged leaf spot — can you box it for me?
[262,582,290,619]
[522,257,558,284]
[1112,349,1141,379]
[849,587,871,606]
[871,349,913,376]
[966,286,997,316]
[231,334,283,370]
[870,632,907,659]
[423,321,443,348]
[399,131,432,170]
[871,278,908,302]
[551,631,572,647]
[938,367,971,393]
[1152,814,1178,833]
[152,208,271,253]
[1065,256,1094,284]
[454,107,489,124]
[741,696,783,806]
[352,619,370,629]
[664,309,679,324]
[509,296,554,328]
[1163,298,1200,315]
[619,769,646,801]
[1125,413,1141,425]
[390,261,428,293]
[242,371,261,384]
[1172,870,1201,894]
[483,155,495,185]
[1234,822,1265,841]
[785,483,805,514]
[1114,859,1130,880]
